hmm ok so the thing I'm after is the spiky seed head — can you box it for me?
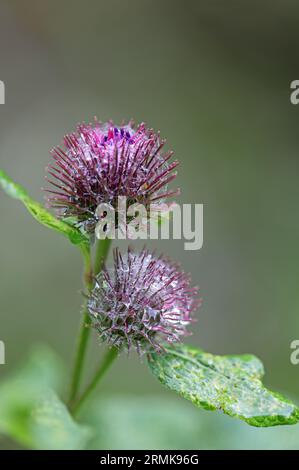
[87,247,201,354]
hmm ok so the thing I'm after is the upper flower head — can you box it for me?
[87,247,201,354]
[45,120,179,234]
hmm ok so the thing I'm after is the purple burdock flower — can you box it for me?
[45,120,179,234]
[87,247,201,353]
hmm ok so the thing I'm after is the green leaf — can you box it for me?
[0,169,89,247]
[0,346,90,449]
[30,390,90,450]
[147,344,299,427]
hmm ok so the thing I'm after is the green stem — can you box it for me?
[68,239,111,406]
[72,346,118,415]
[94,238,111,275]
[68,310,92,405]
[68,245,93,405]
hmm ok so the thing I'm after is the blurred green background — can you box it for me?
[0,0,299,449]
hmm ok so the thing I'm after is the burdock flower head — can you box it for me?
[45,120,179,234]
[87,247,201,353]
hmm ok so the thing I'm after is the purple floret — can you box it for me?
[45,120,179,234]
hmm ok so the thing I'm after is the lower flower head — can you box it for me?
[87,247,201,354]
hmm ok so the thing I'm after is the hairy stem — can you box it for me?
[72,346,118,415]
[68,239,111,406]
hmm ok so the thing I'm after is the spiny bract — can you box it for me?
[45,120,179,234]
[87,247,201,354]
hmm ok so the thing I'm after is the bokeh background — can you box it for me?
[1,0,299,449]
